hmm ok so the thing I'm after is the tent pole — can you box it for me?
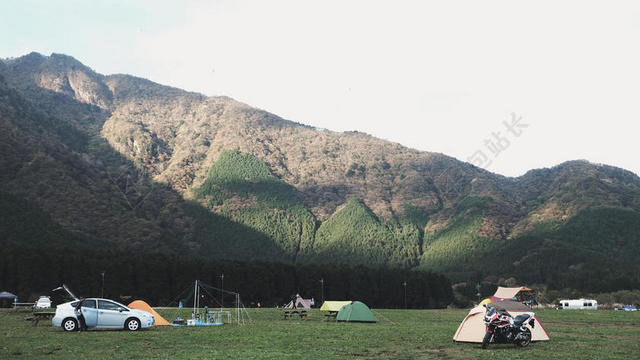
[193,280,197,320]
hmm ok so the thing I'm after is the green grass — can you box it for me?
[2,308,638,359]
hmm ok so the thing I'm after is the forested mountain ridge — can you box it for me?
[1,52,639,292]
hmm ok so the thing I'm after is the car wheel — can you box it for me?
[62,318,78,332]
[125,318,141,331]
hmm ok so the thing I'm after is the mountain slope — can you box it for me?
[1,52,639,292]
[486,207,640,292]
[305,198,422,268]
[0,191,90,247]
[193,150,315,260]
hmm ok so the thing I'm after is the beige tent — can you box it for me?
[492,286,534,300]
[284,294,313,309]
[453,300,551,343]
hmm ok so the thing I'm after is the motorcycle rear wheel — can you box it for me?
[516,328,532,347]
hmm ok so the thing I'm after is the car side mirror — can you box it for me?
[119,308,124,312]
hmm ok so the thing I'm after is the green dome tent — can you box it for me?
[336,301,377,323]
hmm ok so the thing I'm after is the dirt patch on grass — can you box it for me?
[417,347,477,360]
[556,332,640,341]
[544,321,640,332]
[41,345,62,355]
[546,321,640,329]
[377,349,398,354]
[425,348,463,355]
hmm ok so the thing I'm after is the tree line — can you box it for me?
[0,242,452,309]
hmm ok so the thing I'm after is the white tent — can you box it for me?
[284,294,312,309]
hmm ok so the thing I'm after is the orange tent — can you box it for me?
[128,300,171,326]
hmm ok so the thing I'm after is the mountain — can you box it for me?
[1,52,639,292]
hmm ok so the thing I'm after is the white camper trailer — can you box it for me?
[558,299,598,310]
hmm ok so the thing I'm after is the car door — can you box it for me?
[81,299,98,327]
[97,300,129,328]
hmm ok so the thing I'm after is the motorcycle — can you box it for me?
[481,304,535,349]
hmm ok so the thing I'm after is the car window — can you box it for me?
[82,299,97,308]
[98,300,127,311]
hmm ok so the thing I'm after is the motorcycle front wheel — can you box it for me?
[481,332,492,349]
[516,328,532,347]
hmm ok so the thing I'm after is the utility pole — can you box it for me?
[219,273,224,309]
[101,271,106,298]
[403,281,407,309]
[320,278,324,304]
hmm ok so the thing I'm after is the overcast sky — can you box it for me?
[2,0,639,176]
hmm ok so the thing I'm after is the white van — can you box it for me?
[34,296,52,309]
[558,299,598,310]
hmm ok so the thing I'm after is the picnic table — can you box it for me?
[323,311,338,321]
[26,312,55,326]
[283,309,308,320]
[13,302,35,309]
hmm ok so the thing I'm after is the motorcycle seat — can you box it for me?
[512,314,530,327]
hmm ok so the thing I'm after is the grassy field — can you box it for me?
[1,307,639,359]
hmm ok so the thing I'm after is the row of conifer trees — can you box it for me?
[0,242,453,309]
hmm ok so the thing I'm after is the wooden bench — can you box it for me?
[25,312,55,326]
[13,302,35,309]
[283,310,308,320]
[323,311,338,321]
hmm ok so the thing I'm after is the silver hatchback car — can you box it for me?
[52,298,154,331]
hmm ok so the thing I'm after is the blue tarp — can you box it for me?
[0,291,17,299]
[172,321,223,327]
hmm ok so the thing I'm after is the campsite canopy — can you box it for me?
[453,300,550,343]
[320,301,352,312]
[491,286,534,301]
[487,300,531,311]
[335,301,377,323]
[0,291,17,299]
[128,300,171,326]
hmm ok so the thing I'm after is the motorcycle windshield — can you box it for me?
[512,314,531,327]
